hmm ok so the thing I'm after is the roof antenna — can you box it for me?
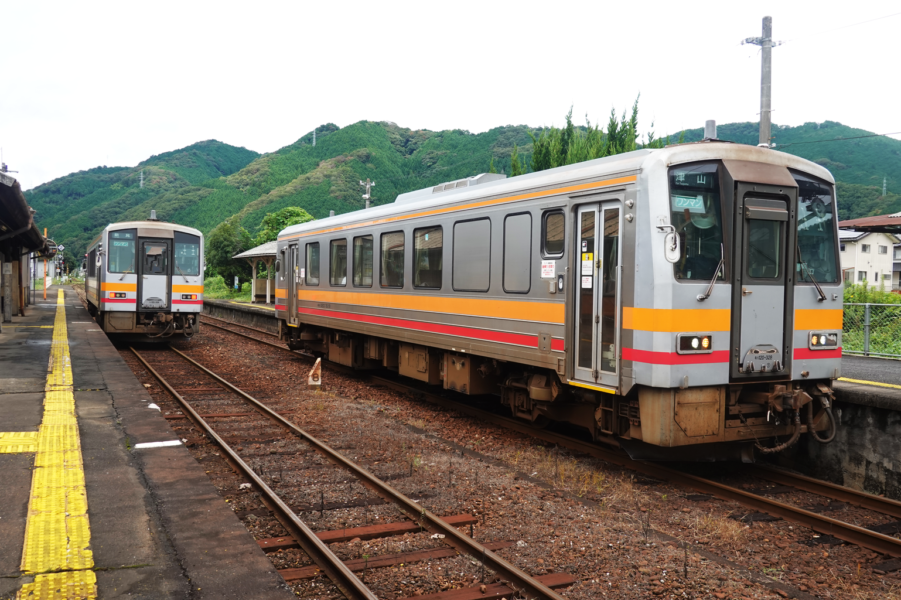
[149,210,158,221]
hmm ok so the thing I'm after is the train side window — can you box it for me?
[413,226,442,289]
[380,231,404,288]
[452,219,490,292]
[305,242,320,286]
[353,235,373,287]
[108,229,136,274]
[88,249,96,277]
[504,213,532,293]
[542,211,565,258]
[329,239,347,286]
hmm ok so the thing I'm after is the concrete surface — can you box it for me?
[0,287,294,600]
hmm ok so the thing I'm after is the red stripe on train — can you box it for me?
[101,298,136,304]
[275,304,287,311]
[793,347,842,360]
[172,299,203,305]
[622,348,731,365]
[299,306,560,350]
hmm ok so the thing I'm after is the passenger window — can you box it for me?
[380,231,404,288]
[542,211,564,257]
[353,235,373,287]
[453,219,490,292]
[413,227,442,289]
[504,213,532,293]
[329,239,347,286]
[305,242,320,286]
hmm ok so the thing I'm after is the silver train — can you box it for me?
[275,141,841,460]
[84,215,203,338]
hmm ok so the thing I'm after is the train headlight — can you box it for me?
[677,333,713,354]
[109,292,126,299]
[808,331,839,350]
[181,294,198,300]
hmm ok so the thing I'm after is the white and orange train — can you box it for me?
[274,141,842,460]
[84,213,203,338]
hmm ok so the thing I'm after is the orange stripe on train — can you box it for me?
[622,307,731,332]
[296,290,565,324]
[172,284,204,294]
[281,175,638,240]
[794,309,842,330]
[100,282,137,292]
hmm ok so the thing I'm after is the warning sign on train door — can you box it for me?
[541,260,555,278]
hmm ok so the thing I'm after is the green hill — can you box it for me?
[26,119,901,270]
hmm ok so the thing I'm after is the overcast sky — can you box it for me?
[2,0,899,191]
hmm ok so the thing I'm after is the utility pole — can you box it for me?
[359,179,375,209]
[313,128,316,147]
[743,16,782,147]
[883,176,887,196]
[43,228,47,301]
[140,170,144,188]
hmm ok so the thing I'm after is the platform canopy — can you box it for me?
[838,212,901,234]
[232,240,277,261]
[0,171,52,257]
[232,241,278,304]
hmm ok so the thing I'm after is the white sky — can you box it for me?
[2,0,900,191]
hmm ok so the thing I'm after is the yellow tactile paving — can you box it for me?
[5,290,97,599]
[0,432,38,453]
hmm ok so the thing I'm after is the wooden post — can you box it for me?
[2,254,12,323]
[266,258,272,304]
[248,259,257,303]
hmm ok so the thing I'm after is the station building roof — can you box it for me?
[839,212,901,234]
[0,172,51,257]
[232,240,277,260]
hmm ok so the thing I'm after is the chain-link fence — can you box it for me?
[843,303,901,358]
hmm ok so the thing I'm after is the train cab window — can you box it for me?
[353,235,373,287]
[669,163,724,281]
[793,171,839,284]
[413,227,442,289]
[142,242,169,275]
[542,211,565,258]
[174,232,201,276]
[329,239,347,286]
[306,243,320,286]
[504,213,532,293]
[88,249,96,277]
[108,230,136,274]
[453,219,490,292]
[380,231,404,288]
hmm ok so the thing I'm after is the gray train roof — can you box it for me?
[278,143,833,240]
[104,221,203,236]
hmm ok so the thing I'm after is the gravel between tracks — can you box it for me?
[117,324,901,600]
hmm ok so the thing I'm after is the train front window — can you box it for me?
[142,243,168,275]
[174,232,200,276]
[108,229,136,273]
[669,163,724,281]
[793,171,839,284]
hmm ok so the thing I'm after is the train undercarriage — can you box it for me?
[281,323,836,462]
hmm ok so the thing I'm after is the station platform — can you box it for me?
[0,287,293,599]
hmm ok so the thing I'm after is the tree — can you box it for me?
[510,144,524,177]
[206,216,252,285]
[254,207,315,246]
[488,157,497,174]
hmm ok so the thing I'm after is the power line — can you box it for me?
[783,11,901,44]
[775,131,901,149]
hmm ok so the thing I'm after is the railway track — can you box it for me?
[130,343,572,600]
[199,313,901,560]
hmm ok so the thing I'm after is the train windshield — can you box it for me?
[792,172,838,284]
[669,164,724,281]
[108,229,136,273]
[174,232,201,276]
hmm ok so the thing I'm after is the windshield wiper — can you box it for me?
[174,262,189,283]
[697,244,724,302]
[797,243,827,302]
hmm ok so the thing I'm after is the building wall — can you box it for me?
[840,231,898,287]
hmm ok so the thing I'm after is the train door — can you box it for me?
[573,203,621,388]
[731,186,796,377]
[287,243,299,325]
[139,239,171,310]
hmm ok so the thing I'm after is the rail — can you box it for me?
[135,339,566,600]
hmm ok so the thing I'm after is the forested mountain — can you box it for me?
[25,119,901,269]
